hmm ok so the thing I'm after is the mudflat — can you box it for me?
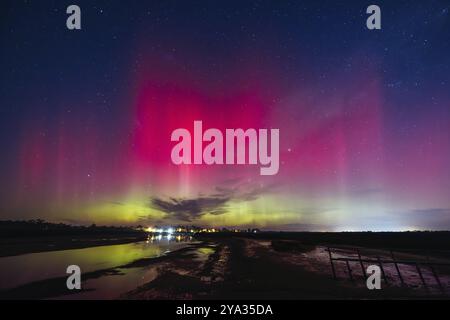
[2,234,450,299]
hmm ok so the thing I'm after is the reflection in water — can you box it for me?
[194,247,216,262]
[60,265,160,300]
[148,234,192,242]
[0,236,193,293]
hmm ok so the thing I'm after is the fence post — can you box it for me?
[416,263,428,290]
[327,247,336,280]
[356,248,366,279]
[426,255,444,295]
[429,265,444,294]
[346,260,353,281]
[377,256,388,284]
[390,250,404,286]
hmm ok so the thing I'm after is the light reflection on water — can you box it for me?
[0,236,194,292]
[60,265,160,300]
[62,236,210,300]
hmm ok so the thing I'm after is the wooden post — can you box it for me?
[426,255,444,295]
[416,263,428,290]
[429,265,444,294]
[327,247,337,280]
[390,250,404,285]
[357,248,366,279]
[377,256,388,284]
[346,260,353,281]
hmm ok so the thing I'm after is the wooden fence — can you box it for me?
[327,246,450,294]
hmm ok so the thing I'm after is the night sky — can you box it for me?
[0,0,449,230]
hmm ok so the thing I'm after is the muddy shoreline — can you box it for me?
[0,234,148,257]
[1,235,450,299]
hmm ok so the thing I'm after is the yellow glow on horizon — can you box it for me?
[44,189,407,232]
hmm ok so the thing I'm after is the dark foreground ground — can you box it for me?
[121,236,450,300]
[1,233,450,299]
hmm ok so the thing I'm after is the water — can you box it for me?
[0,236,194,298]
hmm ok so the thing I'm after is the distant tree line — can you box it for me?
[0,220,145,238]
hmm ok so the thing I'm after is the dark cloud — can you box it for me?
[108,201,125,206]
[410,208,450,216]
[149,196,229,222]
[147,182,278,223]
[407,208,450,230]
[212,183,278,201]
[375,208,450,231]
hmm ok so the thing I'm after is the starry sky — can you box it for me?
[0,0,449,231]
